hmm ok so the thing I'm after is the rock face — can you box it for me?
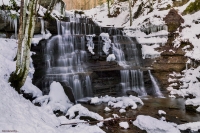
[151,9,186,89]
[163,9,184,32]
[0,13,17,38]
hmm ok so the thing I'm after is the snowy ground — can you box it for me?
[1,0,200,132]
[0,38,106,133]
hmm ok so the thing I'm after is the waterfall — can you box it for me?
[43,18,95,100]
[34,14,164,100]
[112,36,142,66]
[120,70,147,96]
[148,70,163,96]
[73,75,83,100]
[130,70,146,96]
[112,36,126,66]
[56,19,61,35]
[120,70,130,92]
[85,76,93,97]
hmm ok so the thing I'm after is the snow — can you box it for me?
[141,44,161,59]
[119,109,126,113]
[104,107,111,112]
[185,98,200,112]
[86,34,95,55]
[0,80,62,133]
[48,81,73,113]
[158,110,166,115]
[178,122,200,132]
[0,38,105,133]
[0,39,17,81]
[173,10,200,60]
[32,31,52,46]
[21,77,42,98]
[0,0,20,6]
[1,0,200,132]
[112,114,119,118]
[106,54,116,61]
[169,66,200,112]
[85,0,170,60]
[33,81,73,114]
[66,104,103,121]
[91,95,143,110]
[169,94,176,98]
[119,122,129,129]
[133,115,180,133]
[100,33,111,55]
[91,97,102,105]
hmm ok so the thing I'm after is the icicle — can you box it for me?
[40,17,45,38]
[100,33,111,55]
[86,34,95,55]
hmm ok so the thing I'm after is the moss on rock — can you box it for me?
[182,0,200,15]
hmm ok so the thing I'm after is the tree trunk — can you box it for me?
[16,0,24,72]
[9,0,38,92]
[107,0,110,16]
[129,0,132,26]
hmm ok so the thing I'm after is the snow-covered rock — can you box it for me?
[91,95,143,110]
[178,122,200,132]
[104,107,111,112]
[158,110,166,115]
[48,81,73,113]
[133,115,180,133]
[66,104,103,121]
[119,122,129,129]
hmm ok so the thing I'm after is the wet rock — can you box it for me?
[169,106,180,110]
[196,77,200,82]
[180,119,188,122]
[77,98,91,104]
[103,118,120,127]
[59,82,76,104]
[126,90,139,97]
[21,90,36,102]
[53,110,65,117]
[185,94,195,99]
[185,105,199,112]
[0,15,7,31]
[80,116,98,122]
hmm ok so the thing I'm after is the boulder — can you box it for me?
[59,82,76,104]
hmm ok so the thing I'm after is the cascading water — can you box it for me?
[120,70,147,96]
[85,75,93,97]
[148,70,163,96]
[112,35,142,66]
[42,17,96,100]
[34,14,163,100]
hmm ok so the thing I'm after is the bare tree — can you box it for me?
[129,0,132,26]
[9,0,39,92]
[107,0,111,16]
